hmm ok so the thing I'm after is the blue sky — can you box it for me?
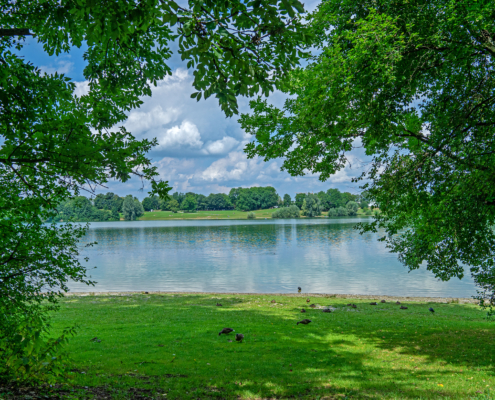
[19,0,369,200]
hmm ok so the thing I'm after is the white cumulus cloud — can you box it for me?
[156,120,203,149]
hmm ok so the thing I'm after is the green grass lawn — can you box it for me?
[48,293,494,399]
[137,209,374,220]
[138,209,277,220]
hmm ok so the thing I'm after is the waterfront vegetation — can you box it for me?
[26,293,494,399]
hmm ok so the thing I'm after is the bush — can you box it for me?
[247,212,256,219]
[271,205,300,218]
[328,208,337,217]
[0,314,75,384]
[336,207,348,216]
[365,209,372,215]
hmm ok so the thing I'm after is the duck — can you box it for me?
[346,303,352,306]
[306,299,311,303]
[370,302,377,305]
[395,301,401,305]
[400,305,408,310]
[297,319,312,325]
[271,299,276,303]
[381,300,386,303]
[235,333,244,342]
[322,309,332,313]
[309,304,316,308]
[216,303,222,306]
[218,328,235,336]
[298,287,302,293]
[301,309,306,313]
[429,307,435,314]
[351,304,357,309]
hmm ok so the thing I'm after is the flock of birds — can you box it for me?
[216,287,435,342]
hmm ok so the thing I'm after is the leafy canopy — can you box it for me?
[240,0,495,291]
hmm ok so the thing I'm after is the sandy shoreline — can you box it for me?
[64,291,478,304]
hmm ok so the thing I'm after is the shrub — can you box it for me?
[336,207,348,216]
[365,209,372,215]
[247,212,256,219]
[0,314,75,384]
[271,205,300,218]
[328,208,337,217]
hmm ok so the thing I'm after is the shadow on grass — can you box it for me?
[54,294,495,399]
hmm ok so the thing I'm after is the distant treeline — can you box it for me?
[51,187,371,222]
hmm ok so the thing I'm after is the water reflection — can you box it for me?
[70,219,475,297]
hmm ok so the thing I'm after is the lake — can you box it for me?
[71,218,475,297]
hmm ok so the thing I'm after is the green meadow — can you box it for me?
[43,293,495,399]
[137,209,372,220]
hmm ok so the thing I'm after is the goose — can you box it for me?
[218,328,234,336]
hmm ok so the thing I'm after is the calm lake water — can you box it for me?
[71,218,475,297]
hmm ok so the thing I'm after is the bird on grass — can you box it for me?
[298,287,302,293]
[301,308,307,313]
[309,304,316,308]
[271,300,276,303]
[322,309,332,313]
[396,301,401,305]
[370,302,377,305]
[429,307,435,314]
[400,305,408,310]
[297,319,312,325]
[346,303,352,306]
[90,337,101,343]
[216,303,222,306]
[219,328,235,336]
[351,304,357,309]
[235,333,244,342]
[381,300,386,303]
[306,299,311,303]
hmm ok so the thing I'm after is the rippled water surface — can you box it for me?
[71,218,475,297]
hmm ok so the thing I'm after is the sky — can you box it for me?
[18,0,370,200]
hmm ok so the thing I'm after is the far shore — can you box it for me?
[64,291,477,304]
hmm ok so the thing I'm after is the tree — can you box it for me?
[167,199,180,212]
[142,196,160,211]
[1,0,310,381]
[301,194,321,217]
[196,194,208,211]
[295,193,306,209]
[122,196,144,221]
[283,194,292,207]
[317,191,331,211]
[181,195,198,212]
[346,201,359,216]
[240,0,495,294]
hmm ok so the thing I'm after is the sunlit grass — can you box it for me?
[52,294,495,399]
[137,209,373,220]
